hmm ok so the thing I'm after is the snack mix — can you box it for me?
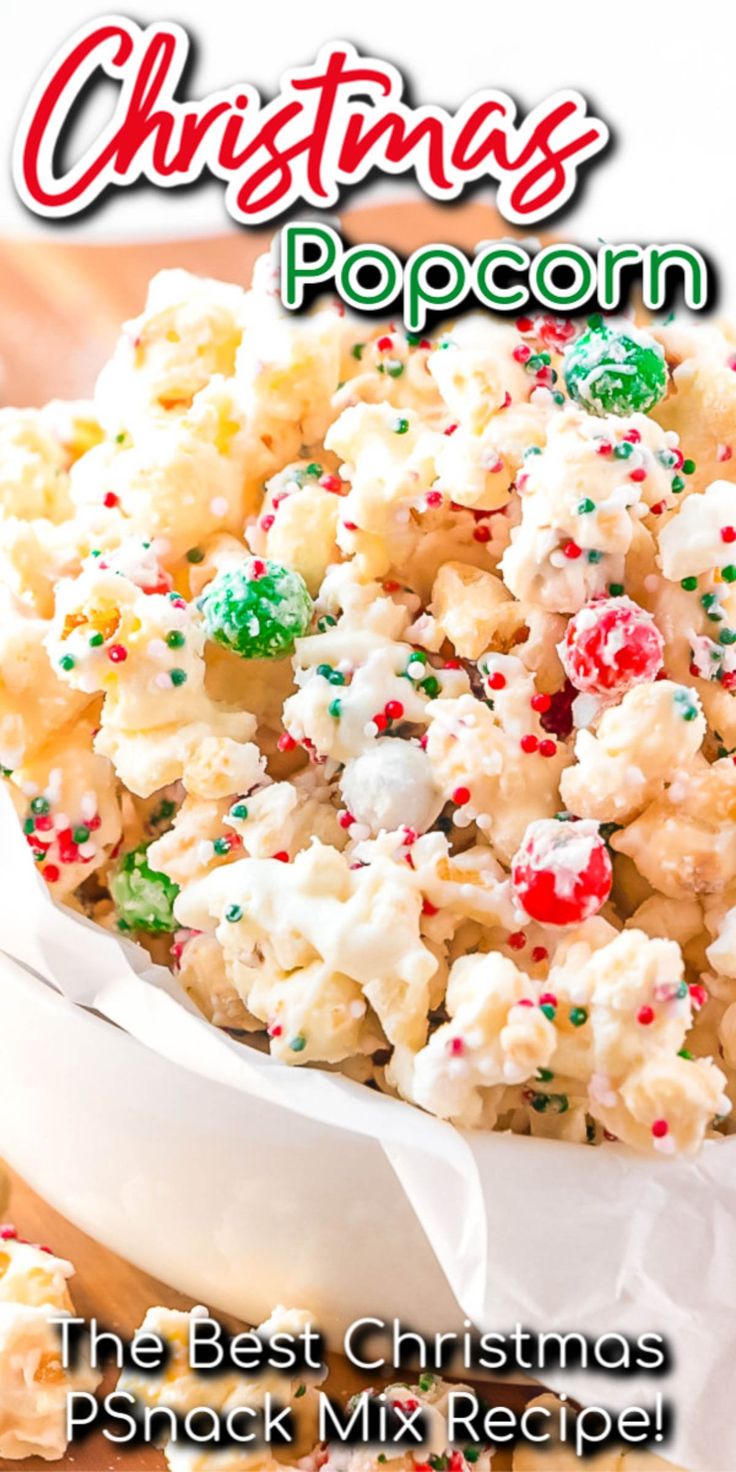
[4,256,736,1157]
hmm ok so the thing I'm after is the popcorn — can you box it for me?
[0,1235,99,1461]
[3,260,734,1155]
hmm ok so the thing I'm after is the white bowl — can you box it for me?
[0,952,462,1339]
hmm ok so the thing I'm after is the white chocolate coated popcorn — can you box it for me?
[2,259,734,1155]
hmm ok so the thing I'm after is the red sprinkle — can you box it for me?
[473,524,491,543]
[561,540,582,559]
[44,865,60,883]
[531,693,551,712]
[277,732,297,752]
[260,514,275,531]
[108,644,128,663]
[250,559,267,579]
[596,441,613,456]
[689,983,708,1010]
[339,811,355,830]
[629,466,647,483]
[513,344,531,363]
[623,428,641,444]
[539,992,558,1007]
[538,739,557,758]
[422,898,439,916]
[531,946,549,963]
[443,422,459,436]
[343,520,358,532]
[488,671,507,690]
[272,851,289,863]
[448,1037,464,1056]
[520,734,539,753]
[425,490,443,508]
[376,335,393,351]
[651,1119,669,1139]
[721,526,736,543]
[103,491,119,508]
[508,930,526,950]
[452,786,470,805]
[515,317,533,333]
[649,500,666,516]
[0,1226,18,1240]
[385,700,404,721]
[372,712,388,733]
[637,1006,655,1025]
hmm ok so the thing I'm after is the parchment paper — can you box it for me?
[1,784,733,1472]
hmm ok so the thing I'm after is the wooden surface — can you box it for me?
[0,201,529,1471]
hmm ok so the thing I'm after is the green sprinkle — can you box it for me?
[723,566,736,583]
[720,628,736,645]
[429,1457,447,1471]
[524,445,542,458]
[683,458,696,475]
[73,826,90,844]
[608,582,625,596]
[225,904,243,923]
[316,663,333,680]
[186,546,204,564]
[386,360,405,378]
[317,615,337,632]
[305,462,322,478]
[289,1035,306,1052]
[166,630,185,649]
[294,1384,306,1399]
[540,1003,557,1022]
[351,343,364,360]
[658,449,677,468]
[536,1067,554,1082]
[23,818,35,834]
[587,313,603,330]
[170,668,188,686]
[701,592,718,610]
[393,416,410,435]
[213,837,230,855]
[30,796,49,815]
[405,333,422,346]
[88,631,104,648]
[681,576,698,591]
[230,803,248,821]
[115,431,126,444]
[328,698,342,718]
[465,1450,480,1463]
[587,549,603,563]
[418,1373,435,1393]
[421,676,440,697]
[552,390,566,405]
[614,441,634,459]
[577,498,596,514]
[678,1048,694,1060]
[527,354,545,372]
[569,1006,588,1027]
[671,475,685,493]
[59,654,75,671]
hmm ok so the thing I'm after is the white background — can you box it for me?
[0,0,733,300]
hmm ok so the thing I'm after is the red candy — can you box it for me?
[511,818,612,927]
[560,596,664,698]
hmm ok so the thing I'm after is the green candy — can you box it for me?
[110,844,180,933]
[563,321,667,416]
[199,559,313,660]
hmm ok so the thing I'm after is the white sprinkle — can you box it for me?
[210,496,229,518]
[78,841,97,860]
[80,791,98,821]
[349,822,371,843]
[155,672,172,690]
[363,721,379,738]
[197,841,213,865]
[54,812,69,832]
[147,639,167,660]
[349,999,367,1019]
